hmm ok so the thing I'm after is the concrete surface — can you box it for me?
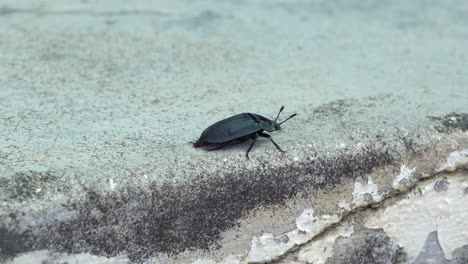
[0,0,468,263]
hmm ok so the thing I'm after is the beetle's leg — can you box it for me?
[258,132,284,153]
[246,134,258,159]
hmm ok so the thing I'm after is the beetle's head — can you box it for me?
[274,123,281,131]
[273,106,297,131]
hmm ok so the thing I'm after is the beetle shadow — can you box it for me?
[192,138,270,156]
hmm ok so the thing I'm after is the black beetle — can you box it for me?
[193,106,297,159]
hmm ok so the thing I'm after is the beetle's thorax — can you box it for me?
[248,113,280,132]
[262,121,281,132]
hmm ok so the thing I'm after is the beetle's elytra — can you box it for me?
[193,106,297,159]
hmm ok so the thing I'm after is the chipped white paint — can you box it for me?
[297,149,468,263]
[296,209,340,233]
[366,150,468,262]
[297,224,354,264]
[191,254,243,264]
[392,165,416,190]
[246,208,340,263]
[422,174,468,259]
[366,171,468,262]
[338,199,350,210]
[221,255,244,264]
[436,149,468,173]
[108,178,117,190]
[352,177,382,207]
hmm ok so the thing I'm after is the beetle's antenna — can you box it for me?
[279,113,297,125]
[275,106,285,122]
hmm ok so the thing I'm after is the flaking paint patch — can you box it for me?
[393,165,416,190]
[351,177,383,207]
[246,208,340,263]
[338,199,350,210]
[191,254,243,264]
[297,224,354,264]
[436,149,468,173]
[109,178,117,190]
[365,171,468,262]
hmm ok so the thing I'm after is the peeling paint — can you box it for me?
[296,209,341,233]
[393,165,416,190]
[413,231,447,264]
[352,177,383,207]
[283,149,468,264]
[109,178,117,190]
[246,209,341,263]
[323,227,405,264]
[365,170,468,262]
[338,199,350,210]
[297,224,354,264]
[436,149,468,173]
[191,254,243,264]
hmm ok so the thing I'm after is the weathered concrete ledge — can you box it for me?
[2,116,468,263]
[1,1,468,263]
